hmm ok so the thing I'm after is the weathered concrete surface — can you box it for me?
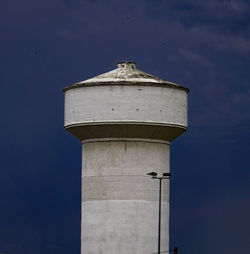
[64,84,187,142]
[63,62,188,92]
[63,62,188,254]
[81,140,170,254]
[82,200,168,254]
[65,85,187,130]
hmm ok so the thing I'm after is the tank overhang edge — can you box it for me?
[62,81,189,93]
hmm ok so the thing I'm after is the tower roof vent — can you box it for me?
[117,62,136,69]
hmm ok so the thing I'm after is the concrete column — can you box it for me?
[81,139,170,254]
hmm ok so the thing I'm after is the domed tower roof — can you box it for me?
[63,62,188,92]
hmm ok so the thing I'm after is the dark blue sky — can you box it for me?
[1,0,250,253]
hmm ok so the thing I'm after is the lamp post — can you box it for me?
[146,172,171,254]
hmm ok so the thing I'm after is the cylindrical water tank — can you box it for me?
[63,62,188,254]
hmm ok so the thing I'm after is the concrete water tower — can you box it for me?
[63,62,188,254]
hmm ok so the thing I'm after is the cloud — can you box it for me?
[178,48,212,67]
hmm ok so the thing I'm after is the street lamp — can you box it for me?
[146,171,171,254]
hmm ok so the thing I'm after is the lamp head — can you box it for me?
[146,172,157,177]
[163,172,171,177]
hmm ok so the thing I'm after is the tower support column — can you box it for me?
[81,139,170,254]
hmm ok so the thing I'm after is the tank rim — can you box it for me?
[63,81,189,93]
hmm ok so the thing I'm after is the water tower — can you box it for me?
[63,62,188,254]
